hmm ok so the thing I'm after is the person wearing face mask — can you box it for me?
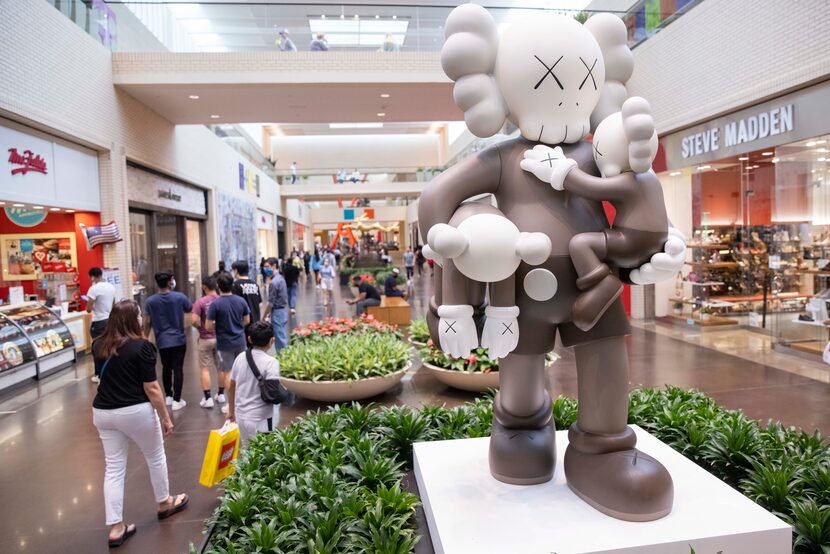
[143,272,192,411]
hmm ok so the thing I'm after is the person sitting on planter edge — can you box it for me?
[347,275,381,316]
[384,268,409,300]
[226,320,280,447]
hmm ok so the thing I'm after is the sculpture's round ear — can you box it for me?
[584,13,634,131]
[441,3,508,138]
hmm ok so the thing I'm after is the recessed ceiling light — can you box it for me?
[377,112,386,117]
[761,152,773,156]
[65,209,75,213]
[0,202,5,205]
[50,207,60,211]
[210,114,220,119]
[12,203,24,207]
[817,140,827,144]
[819,157,827,162]
[816,148,829,153]
[340,14,344,19]
[806,141,817,147]
[375,15,380,19]
[321,14,326,19]
[354,14,359,19]
[811,169,816,173]
[771,157,779,163]
[738,156,749,161]
[188,95,199,100]
[696,165,711,170]
[392,15,397,19]
[380,93,390,98]
[669,171,682,176]
[32,206,44,209]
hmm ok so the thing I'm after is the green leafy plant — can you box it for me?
[279,333,411,381]
[420,341,558,373]
[407,318,430,345]
[291,315,402,343]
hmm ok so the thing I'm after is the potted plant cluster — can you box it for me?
[407,318,430,347]
[279,316,411,402]
[206,388,830,553]
[341,266,407,287]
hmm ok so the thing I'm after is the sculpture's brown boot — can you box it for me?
[573,264,623,332]
[564,424,673,521]
[489,393,556,485]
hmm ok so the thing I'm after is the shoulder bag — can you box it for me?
[245,349,295,405]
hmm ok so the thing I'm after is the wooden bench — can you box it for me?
[367,295,411,326]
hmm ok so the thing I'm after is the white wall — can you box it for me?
[271,134,441,173]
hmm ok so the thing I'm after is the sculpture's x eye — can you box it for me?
[579,57,598,90]
[534,55,564,90]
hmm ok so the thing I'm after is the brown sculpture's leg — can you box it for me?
[569,232,623,332]
[564,336,673,521]
[489,352,556,485]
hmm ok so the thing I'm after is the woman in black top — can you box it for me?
[91,300,189,548]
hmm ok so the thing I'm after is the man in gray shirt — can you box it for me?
[403,247,415,280]
[263,257,289,352]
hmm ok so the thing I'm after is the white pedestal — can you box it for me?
[414,425,790,554]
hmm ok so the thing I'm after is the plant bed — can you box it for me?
[278,332,412,402]
[290,314,402,343]
[407,317,430,347]
[419,342,558,392]
[205,388,830,553]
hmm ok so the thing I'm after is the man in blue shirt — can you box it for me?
[207,273,251,385]
[263,257,289,353]
[384,268,409,300]
[144,272,192,411]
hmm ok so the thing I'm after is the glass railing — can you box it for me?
[48,1,701,54]
[207,124,277,180]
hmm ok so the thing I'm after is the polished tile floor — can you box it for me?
[1,271,828,554]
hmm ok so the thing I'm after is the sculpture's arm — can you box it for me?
[562,168,634,203]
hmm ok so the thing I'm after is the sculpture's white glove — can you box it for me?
[427,223,467,259]
[520,145,578,191]
[621,96,658,174]
[421,244,443,268]
[437,304,478,359]
[629,227,687,284]
[481,305,520,359]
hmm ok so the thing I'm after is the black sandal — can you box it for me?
[157,493,189,520]
[108,523,136,548]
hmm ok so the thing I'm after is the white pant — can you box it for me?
[237,406,279,448]
[93,403,169,525]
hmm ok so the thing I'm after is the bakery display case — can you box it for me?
[0,303,75,378]
[0,313,38,391]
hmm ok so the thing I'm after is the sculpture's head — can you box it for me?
[441,5,634,145]
[592,106,659,177]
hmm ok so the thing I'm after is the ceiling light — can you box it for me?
[32,206,43,209]
[12,203,24,207]
[380,93,390,98]
[696,165,711,170]
[65,209,75,213]
[819,157,827,162]
[771,157,779,163]
[812,170,816,173]
[50,207,60,211]
[377,112,386,117]
[817,140,827,144]
[375,15,380,19]
[210,114,220,119]
[354,14,359,19]
[761,152,773,156]
[806,141,817,147]
[188,95,199,100]
[738,156,749,161]
[329,123,383,129]
[816,148,829,153]
[669,171,682,176]
[392,15,397,19]
[321,14,326,19]
[0,202,4,205]
[340,14,344,19]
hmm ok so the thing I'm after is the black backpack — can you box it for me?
[245,349,295,406]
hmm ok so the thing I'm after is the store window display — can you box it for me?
[419,5,684,522]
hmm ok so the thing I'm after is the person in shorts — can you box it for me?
[206,273,250,415]
[319,257,335,307]
[225,320,280,447]
[191,276,221,409]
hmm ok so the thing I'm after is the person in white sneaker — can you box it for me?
[207,273,251,414]
[226,321,280,447]
[191,276,220,409]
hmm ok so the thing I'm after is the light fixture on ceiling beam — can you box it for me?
[761,152,773,156]
[806,141,817,147]
[375,15,380,19]
[32,206,44,210]
[321,14,326,19]
[377,112,386,117]
[771,157,780,163]
[354,14,359,19]
[738,156,749,161]
[670,171,682,176]
[392,15,397,19]
[12,203,24,207]
[50,207,60,211]
[210,114,220,119]
[188,95,199,100]
[66,209,75,213]
[380,93,390,98]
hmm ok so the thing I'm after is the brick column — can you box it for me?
[97,146,132,299]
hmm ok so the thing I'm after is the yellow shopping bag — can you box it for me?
[199,421,240,487]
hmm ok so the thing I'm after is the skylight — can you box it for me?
[308,19,409,48]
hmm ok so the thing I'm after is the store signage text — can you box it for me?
[7,148,48,175]
[681,104,794,159]
[158,187,182,202]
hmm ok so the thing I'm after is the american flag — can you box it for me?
[79,221,123,249]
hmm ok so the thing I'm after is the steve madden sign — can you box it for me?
[681,105,793,159]
[662,80,830,170]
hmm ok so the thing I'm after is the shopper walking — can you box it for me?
[347,275,382,316]
[206,273,251,414]
[415,246,426,276]
[144,272,192,411]
[320,257,335,307]
[290,161,298,184]
[302,250,311,278]
[231,260,262,325]
[92,300,189,548]
[226,320,280,447]
[310,33,329,51]
[311,250,323,286]
[191,277,220,409]
[277,29,297,52]
[403,247,415,280]
[264,259,289,353]
[86,266,117,383]
[282,255,300,315]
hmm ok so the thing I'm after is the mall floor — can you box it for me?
[1,270,829,554]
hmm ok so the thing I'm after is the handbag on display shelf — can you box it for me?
[198,421,240,487]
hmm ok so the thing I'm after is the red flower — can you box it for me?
[467,355,477,364]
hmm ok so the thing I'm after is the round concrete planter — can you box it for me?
[408,339,427,348]
[421,361,499,393]
[280,363,410,403]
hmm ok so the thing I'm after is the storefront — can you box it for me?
[256,209,276,261]
[0,119,103,387]
[127,164,208,306]
[658,80,830,358]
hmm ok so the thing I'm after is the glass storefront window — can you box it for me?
[129,211,151,310]
[186,219,204,302]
